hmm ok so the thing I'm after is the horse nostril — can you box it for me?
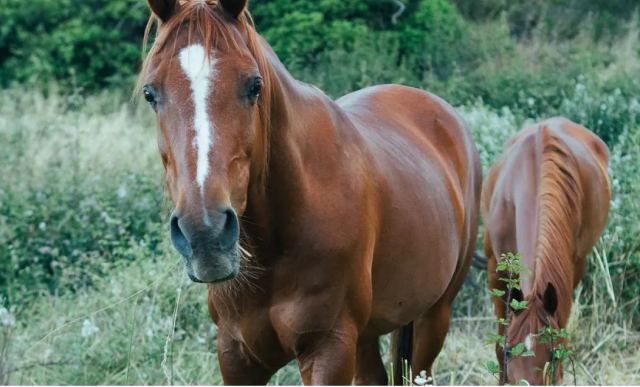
[170,215,193,258]
[217,208,239,251]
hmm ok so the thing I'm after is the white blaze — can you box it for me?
[525,333,534,352]
[179,44,217,192]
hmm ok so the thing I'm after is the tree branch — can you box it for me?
[387,0,406,25]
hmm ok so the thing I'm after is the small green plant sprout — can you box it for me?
[538,326,576,386]
[485,252,533,385]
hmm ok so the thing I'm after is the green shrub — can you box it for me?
[580,126,640,327]
[400,0,475,79]
[0,87,164,305]
[560,76,640,144]
[0,173,165,302]
[288,32,416,98]
[0,0,148,89]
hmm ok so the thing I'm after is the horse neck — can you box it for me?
[244,44,345,250]
[532,127,582,326]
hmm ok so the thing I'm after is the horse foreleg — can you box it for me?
[217,330,276,385]
[354,336,387,385]
[296,324,358,385]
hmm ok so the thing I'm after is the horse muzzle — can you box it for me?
[170,208,241,283]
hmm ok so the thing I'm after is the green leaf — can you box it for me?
[522,350,536,357]
[511,342,526,357]
[558,329,571,339]
[485,332,505,345]
[518,379,531,385]
[490,289,506,297]
[486,360,500,374]
[510,299,529,310]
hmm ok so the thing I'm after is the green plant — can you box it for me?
[537,326,576,385]
[485,252,534,384]
[400,0,475,79]
[0,87,165,305]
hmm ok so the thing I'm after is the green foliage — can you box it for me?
[3,0,636,98]
[559,77,640,144]
[0,174,164,302]
[485,252,533,383]
[400,0,474,79]
[252,0,377,68]
[486,360,500,374]
[0,0,148,89]
[580,126,640,327]
[0,87,165,305]
[452,0,639,40]
[537,327,576,385]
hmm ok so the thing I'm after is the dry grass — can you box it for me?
[433,300,640,385]
[0,86,159,182]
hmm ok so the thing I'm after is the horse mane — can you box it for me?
[531,124,582,326]
[136,0,273,188]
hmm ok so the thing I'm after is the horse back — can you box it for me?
[338,84,481,210]
[483,117,610,293]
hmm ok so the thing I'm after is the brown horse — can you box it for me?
[482,117,610,384]
[138,0,481,384]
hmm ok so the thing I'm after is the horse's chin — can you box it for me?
[182,248,241,284]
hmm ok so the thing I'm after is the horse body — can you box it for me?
[482,117,610,384]
[139,0,480,384]
[339,86,479,326]
[210,62,480,385]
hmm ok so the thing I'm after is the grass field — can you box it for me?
[1,86,639,385]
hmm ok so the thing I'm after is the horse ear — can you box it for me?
[542,282,558,315]
[147,0,178,23]
[220,0,248,19]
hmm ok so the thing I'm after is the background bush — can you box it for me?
[0,87,165,304]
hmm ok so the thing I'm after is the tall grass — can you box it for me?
[0,87,166,304]
[1,85,638,384]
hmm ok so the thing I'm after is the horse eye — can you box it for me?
[247,77,262,104]
[143,85,157,109]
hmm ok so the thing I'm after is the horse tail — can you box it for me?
[471,251,487,270]
[391,322,414,385]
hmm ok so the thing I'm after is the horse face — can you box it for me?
[142,0,260,283]
[506,283,563,385]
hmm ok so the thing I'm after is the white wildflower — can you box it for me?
[39,222,47,231]
[0,307,15,327]
[414,370,432,386]
[81,319,99,338]
[117,184,128,199]
[611,199,620,210]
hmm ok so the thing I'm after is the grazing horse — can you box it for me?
[482,118,610,384]
[138,0,481,384]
